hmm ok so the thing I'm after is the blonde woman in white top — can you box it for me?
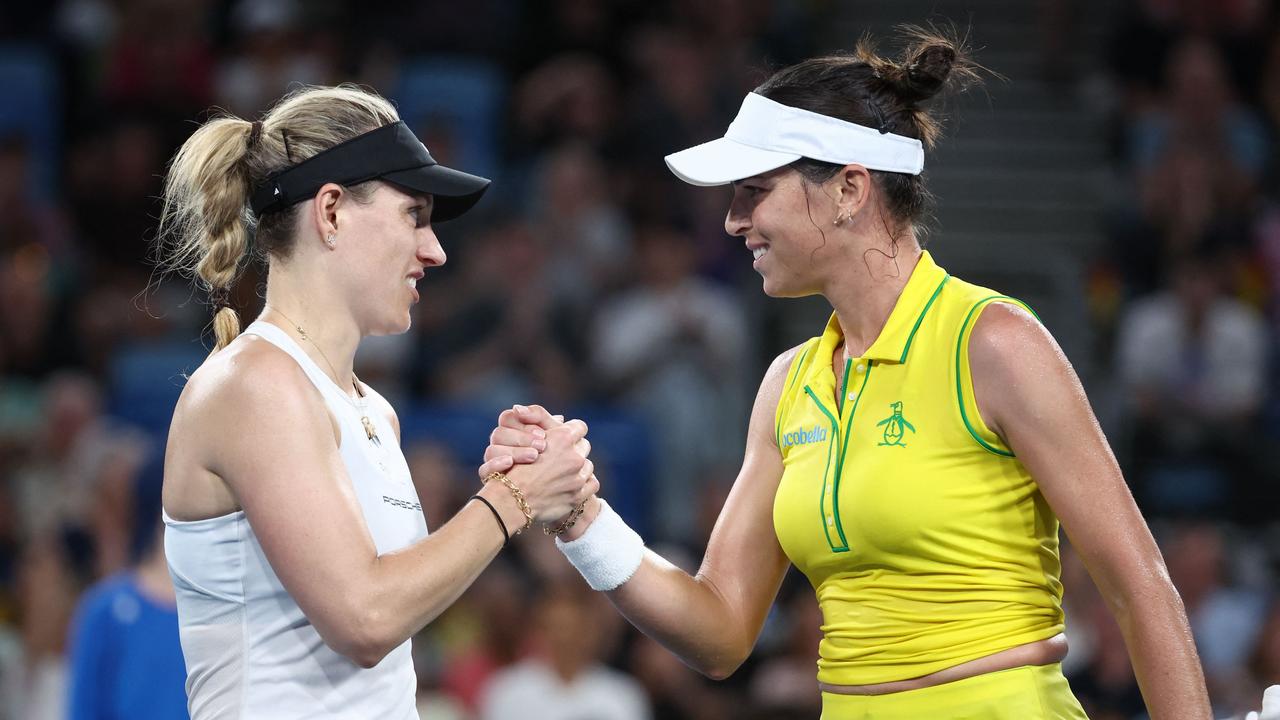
[156,84,596,719]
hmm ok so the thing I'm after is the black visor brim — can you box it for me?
[382,163,490,223]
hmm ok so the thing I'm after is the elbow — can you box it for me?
[701,664,740,682]
[323,604,399,670]
[694,648,751,682]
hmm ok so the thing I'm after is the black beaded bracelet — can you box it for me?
[470,494,510,548]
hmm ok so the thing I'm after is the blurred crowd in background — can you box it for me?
[0,0,1278,718]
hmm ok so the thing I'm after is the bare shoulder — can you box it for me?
[757,342,808,404]
[173,334,334,475]
[745,342,808,447]
[180,335,314,416]
[967,302,1085,437]
[968,302,1068,375]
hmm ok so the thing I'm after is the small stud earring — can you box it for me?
[833,213,848,227]
[326,233,336,247]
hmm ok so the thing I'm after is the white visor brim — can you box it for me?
[664,137,800,187]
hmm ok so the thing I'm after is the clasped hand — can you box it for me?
[479,404,597,526]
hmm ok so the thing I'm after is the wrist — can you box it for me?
[478,479,530,537]
[559,496,601,542]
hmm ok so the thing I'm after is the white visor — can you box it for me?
[665,92,925,186]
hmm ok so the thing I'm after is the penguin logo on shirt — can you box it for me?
[877,401,915,447]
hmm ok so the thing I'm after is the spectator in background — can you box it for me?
[65,116,168,276]
[0,535,80,720]
[0,135,71,259]
[1116,244,1267,516]
[66,449,187,720]
[436,562,528,714]
[529,142,632,315]
[479,586,650,720]
[747,589,823,718]
[511,56,622,159]
[1107,36,1263,297]
[590,222,748,541]
[627,633,733,720]
[1164,523,1269,692]
[10,374,147,545]
[215,0,337,117]
[1066,599,1146,720]
[100,0,214,117]
[410,217,582,414]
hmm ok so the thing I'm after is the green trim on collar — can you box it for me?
[898,275,951,363]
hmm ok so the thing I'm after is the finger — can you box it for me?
[576,477,600,503]
[497,407,528,429]
[484,445,538,464]
[560,418,588,440]
[578,458,595,481]
[489,426,547,452]
[477,455,514,478]
[513,404,561,429]
[573,437,591,458]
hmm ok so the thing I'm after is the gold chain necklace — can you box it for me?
[267,307,381,446]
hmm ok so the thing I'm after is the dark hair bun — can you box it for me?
[898,44,958,103]
[874,26,980,107]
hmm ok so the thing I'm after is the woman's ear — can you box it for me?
[310,182,345,244]
[834,164,873,220]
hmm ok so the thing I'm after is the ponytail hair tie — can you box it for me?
[247,120,264,149]
[211,288,231,310]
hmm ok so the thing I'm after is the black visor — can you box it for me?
[249,121,490,222]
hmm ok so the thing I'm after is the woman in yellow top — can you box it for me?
[481,29,1212,718]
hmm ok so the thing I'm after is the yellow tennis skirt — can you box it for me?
[820,663,1089,719]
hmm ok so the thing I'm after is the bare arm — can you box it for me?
[969,303,1211,720]
[191,346,591,668]
[484,349,800,679]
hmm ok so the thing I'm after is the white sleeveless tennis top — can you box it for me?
[164,320,428,719]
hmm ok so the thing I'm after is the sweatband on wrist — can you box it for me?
[554,499,645,591]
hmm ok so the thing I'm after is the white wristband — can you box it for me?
[554,499,645,591]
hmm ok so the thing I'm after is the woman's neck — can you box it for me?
[261,270,362,393]
[824,239,923,358]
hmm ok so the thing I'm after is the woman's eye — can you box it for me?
[409,207,425,226]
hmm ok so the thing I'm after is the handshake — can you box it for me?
[476,404,600,539]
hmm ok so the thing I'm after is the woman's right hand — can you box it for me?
[478,404,568,477]
[499,417,597,523]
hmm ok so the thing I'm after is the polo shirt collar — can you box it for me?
[812,250,950,374]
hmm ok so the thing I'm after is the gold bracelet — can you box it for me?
[483,472,533,534]
[545,500,587,536]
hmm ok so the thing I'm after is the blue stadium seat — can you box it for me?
[0,44,60,200]
[106,340,208,436]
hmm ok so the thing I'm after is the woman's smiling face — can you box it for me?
[337,182,445,335]
[724,167,845,298]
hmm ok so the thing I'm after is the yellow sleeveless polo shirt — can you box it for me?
[773,251,1065,686]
